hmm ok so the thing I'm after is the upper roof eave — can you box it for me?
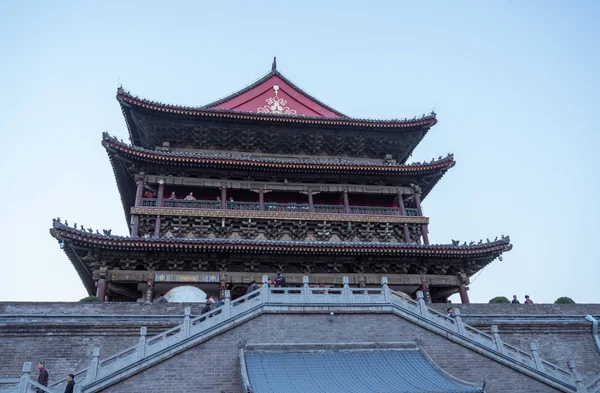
[116,88,437,129]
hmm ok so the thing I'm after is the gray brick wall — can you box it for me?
[1,302,598,392]
[106,313,564,393]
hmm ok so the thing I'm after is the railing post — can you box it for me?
[224,290,231,318]
[454,308,465,335]
[262,275,269,302]
[342,276,351,303]
[416,291,428,317]
[18,362,32,393]
[529,342,544,370]
[88,347,100,382]
[137,327,147,360]
[381,277,390,303]
[183,307,191,337]
[567,360,587,393]
[490,325,504,353]
[302,276,310,303]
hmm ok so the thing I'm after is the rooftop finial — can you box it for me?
[272,56,277,72]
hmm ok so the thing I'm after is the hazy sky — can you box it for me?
[0,1,598,303]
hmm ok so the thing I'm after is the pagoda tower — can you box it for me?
[50,60,511,303]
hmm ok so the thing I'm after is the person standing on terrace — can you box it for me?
[184,192,196,200]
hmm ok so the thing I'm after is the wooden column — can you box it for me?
[259,189,265,211]
[459,284,470,304]
[413,193,429,245]
[343,191,350,214]
[144,280,154,303]
[95,279,106,301]
[154,181,165,238]
[221,188,227,209]
[131,179,144,237]
[308,190,314,212]
[397,192,411,243]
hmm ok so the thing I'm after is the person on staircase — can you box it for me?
[36,361,48,393]
[64,374,75,393]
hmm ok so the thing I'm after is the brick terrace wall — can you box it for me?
[431,304,600,381]
[107,313,564,393]
[1,302,599,392]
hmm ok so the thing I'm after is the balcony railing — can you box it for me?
[140,199,420,217]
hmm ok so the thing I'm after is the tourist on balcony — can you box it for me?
[216,196,221,202]
[511,295,520,304]
[274,273,286,288]
[184,192,196,201]
[143,190,155,198]
[64,374,75,393]
[36,361,48,393]
[169,192,177,200]
[446,308,456,319]
[524,295,534,304]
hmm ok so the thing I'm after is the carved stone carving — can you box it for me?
[315,221,332,241]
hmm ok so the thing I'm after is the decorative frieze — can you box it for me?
[138,214,423,244]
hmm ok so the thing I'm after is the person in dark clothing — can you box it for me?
[37,361,48,393]
[446,307,456,319]
[274,273,286,288]
[511,295,520,304]
[156,293,168,303]
[64,374,75,393]
[199,301,212,321]
[246,280,258,294]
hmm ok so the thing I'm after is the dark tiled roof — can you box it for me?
[50,219,512,257]
[242,348,483,393]
[116,88,437,128]
[102,133,455,174]
[202,69,348,117]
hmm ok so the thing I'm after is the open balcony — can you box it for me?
[140,198,419,217]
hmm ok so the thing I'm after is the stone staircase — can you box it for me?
[2,277,593,393]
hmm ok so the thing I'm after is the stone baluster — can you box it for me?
[262,275,270,302]
[490,325,504,353]
[18,362,32,393]
[182,307,191,338]
[137,327,147,360]
[88,347,100,382]
[302,276,310,303]
[223,290,231,318]
[454,308,466,335]
[529,342,543,370]
[416,291,428,317]
[342,276,350,303]
[381,277,390,303]
[567,360,587,393]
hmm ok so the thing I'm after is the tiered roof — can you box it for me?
[50,219,512,293]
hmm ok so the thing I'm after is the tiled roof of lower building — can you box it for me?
[242,347,483,393]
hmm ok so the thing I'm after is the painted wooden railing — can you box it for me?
[140,198,420,217]
[8,278,589,393]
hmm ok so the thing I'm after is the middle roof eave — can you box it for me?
[102,133,455,175]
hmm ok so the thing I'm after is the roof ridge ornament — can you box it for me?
[257,85,297,115]
[271,56,277,72]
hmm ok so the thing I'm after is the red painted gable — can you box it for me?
[208,75,343,118]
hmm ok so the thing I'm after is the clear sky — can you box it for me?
[0,1,598,303]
